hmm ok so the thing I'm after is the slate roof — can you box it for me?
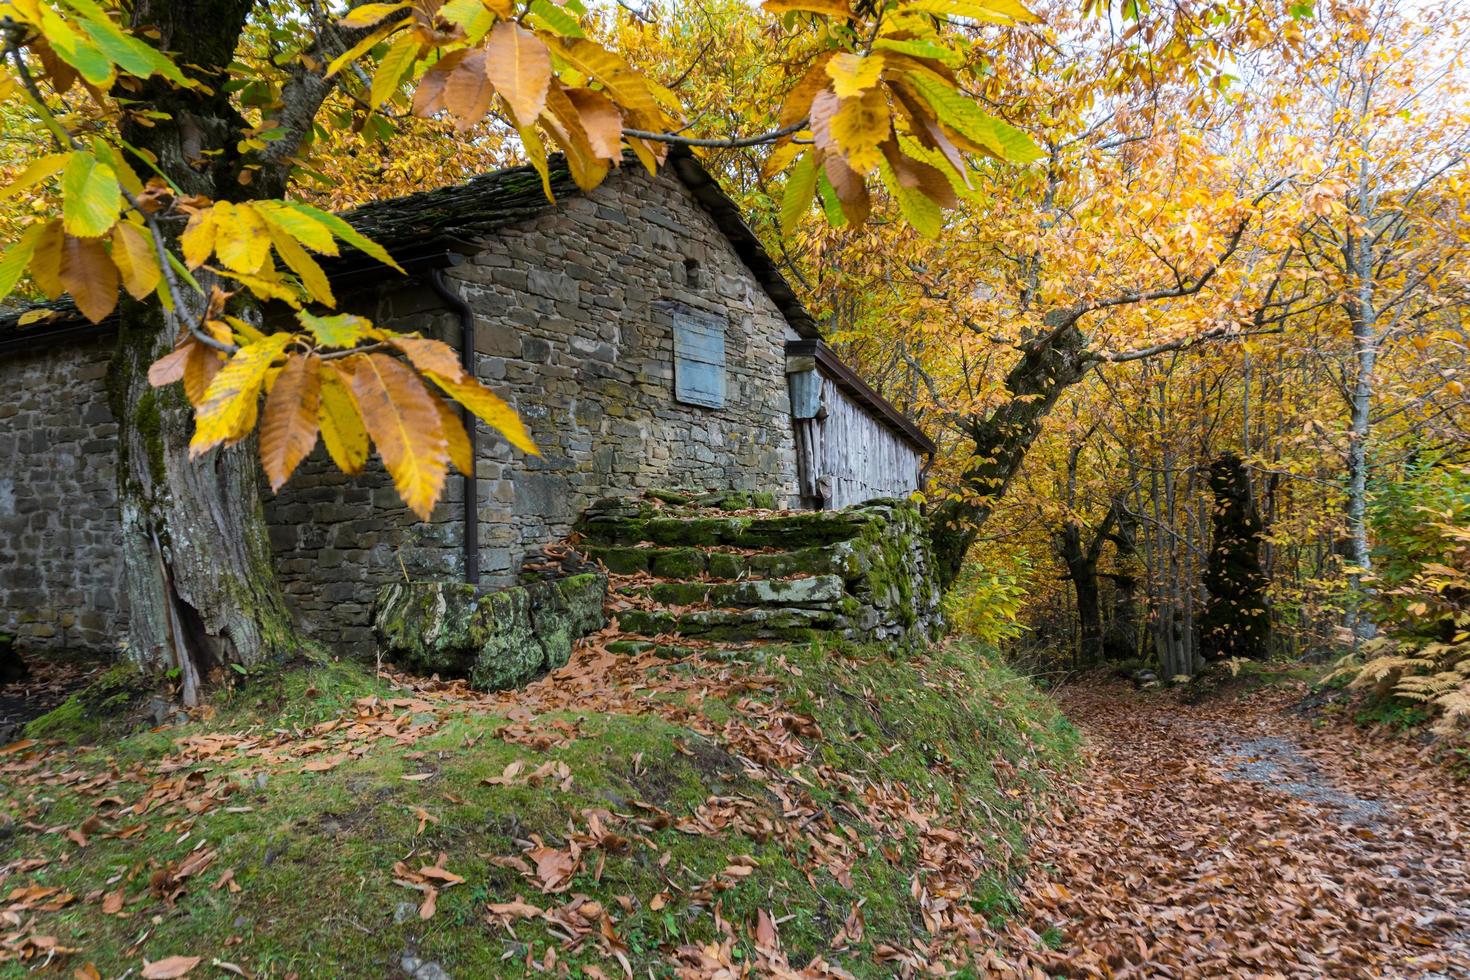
[0,148,819,348]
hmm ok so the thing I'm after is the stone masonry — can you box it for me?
[0,336,125,651]
[260,165,802,654]
[0,162,918,659]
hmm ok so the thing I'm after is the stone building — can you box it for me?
[0,151,933,656]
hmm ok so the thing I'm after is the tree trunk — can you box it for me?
[1199,452,1271,661]
[110,298,296,704]
[1341,68,1379,646]
[1102,502,1141,661]
[96,0,302,700]
[1057,522,1106,664]
[930,314,1093,586]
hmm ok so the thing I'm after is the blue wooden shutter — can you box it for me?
[671,306,726,409]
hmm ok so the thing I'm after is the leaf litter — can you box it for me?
[1013,676,1470,978]
[8,634,1460,976]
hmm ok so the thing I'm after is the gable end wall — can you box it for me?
[265,165,801,654]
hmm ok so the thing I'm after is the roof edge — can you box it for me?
[786,339,936,455]
[666,149,822,341]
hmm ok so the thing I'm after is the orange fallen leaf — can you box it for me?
[141,955,203,979]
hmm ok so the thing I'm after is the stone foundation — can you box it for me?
[373,572,607,690]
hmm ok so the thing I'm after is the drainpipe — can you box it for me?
[428,265,479,585]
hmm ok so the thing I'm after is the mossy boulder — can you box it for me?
[374,573,608,691]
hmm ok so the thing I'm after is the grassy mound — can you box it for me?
[0,639,1076,977]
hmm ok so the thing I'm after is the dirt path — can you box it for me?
[1015,679,1470,979]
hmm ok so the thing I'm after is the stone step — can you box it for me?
[576,509,878,550]
[616,606,841,642]
[586,543,859,581]
[612,574,848,609]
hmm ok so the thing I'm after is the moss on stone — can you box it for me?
[584,546,650,575]
[649,547,707,579]
[375,575,607,692]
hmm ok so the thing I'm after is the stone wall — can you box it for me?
[581,497,945,648]
[0,336,125,652]
[266,165,802,654]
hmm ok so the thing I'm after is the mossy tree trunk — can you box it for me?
[1101,502,1142,661]
[929,314,1093,589]
[101,0,323,700]
[110,297,295,704]
[1199,453,1270,661]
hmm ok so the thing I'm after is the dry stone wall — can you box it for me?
[580,496,944,648]
[266,165,801,654]
[0,336,125,652]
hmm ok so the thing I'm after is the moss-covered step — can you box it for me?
[614,574,847,609]
[576,510,878,549]
[587,543,866,582]
[617,606,841,642]
[374,573,607,691]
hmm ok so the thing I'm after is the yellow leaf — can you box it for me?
[213,202,272,274]
[564,87,622,160]
[267,225,334,306]
[442,48,497,131]
[318,361,370,474]
[225,268,303,307]
[339,1,411,28]
[780,151,817,239]
[111,221,161,300]
[59,234,119,323]
[189,333,293,456]
[180,209,217,269]
[484,21,551,127]
[830,88,890,173]
[544,38,659,121]
[436,397,473,475]
[259,353,322,490]
[254,201,339,255]
[349,353,449,519]
[140,956,202,980]
[28,219,65,300]
[326,20,402,78]
[180,339,225,406]
[426,370,538,456]
[61,151,122,238]
[0,152,72,201]
[371,32,421,109]
[387,335,464,378]
[518,122,555,200]
[543,83,611,190]
[0,222,47,303]
[878,150,942,237]
[778,52,836,128]
[825,52,885,99]
[901,0,1039,24]
[761,0,851,15]
[298,310,375,347]
[412,49,467,117]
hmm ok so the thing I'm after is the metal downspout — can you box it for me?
[428,266,479,585]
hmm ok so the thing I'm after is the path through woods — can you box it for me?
[1016,680,1470,978]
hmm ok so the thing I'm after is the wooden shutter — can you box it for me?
[671,306,726,409]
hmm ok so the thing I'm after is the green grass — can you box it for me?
[1,641,1077,977]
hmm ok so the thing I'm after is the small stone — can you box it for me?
[393,903,419,925]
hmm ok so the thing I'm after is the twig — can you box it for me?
[623,118,807,149]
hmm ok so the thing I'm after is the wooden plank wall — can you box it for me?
[799,375,925,509]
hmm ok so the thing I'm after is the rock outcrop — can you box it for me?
[374,572,607,691]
